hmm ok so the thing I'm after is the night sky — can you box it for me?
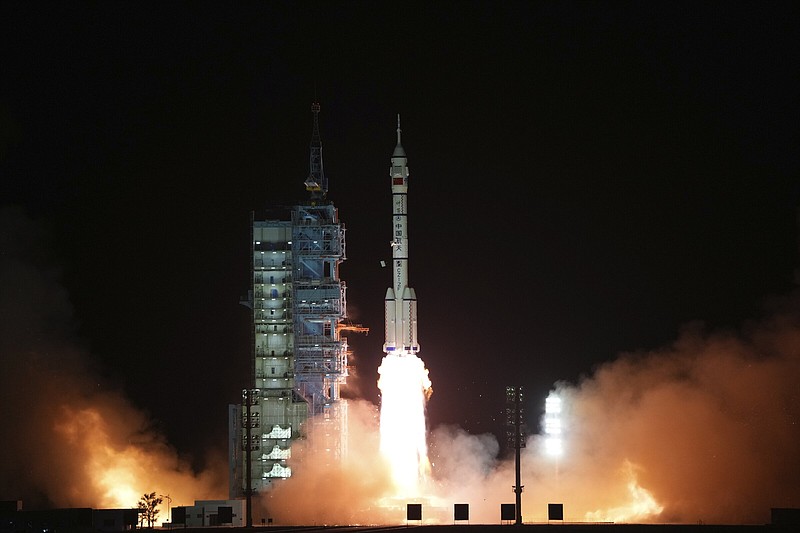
[2,1,798,481]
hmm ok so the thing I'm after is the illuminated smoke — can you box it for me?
[421,297,800,525]
[523,303,800,524]
[8,205,797,524]
[260,354,436,525]
[258,399,397,525]
[0,206,227,512]
[377,353,432,496]
[265,287,800,525]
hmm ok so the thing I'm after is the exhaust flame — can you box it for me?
[377,353,433,496]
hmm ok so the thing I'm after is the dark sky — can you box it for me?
[2,1,798,471]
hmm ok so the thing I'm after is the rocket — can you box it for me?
[383,115,420,356]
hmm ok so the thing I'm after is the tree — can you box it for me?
[137,492,163,528]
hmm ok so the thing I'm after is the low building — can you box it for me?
[0,506,137,532]
[172,499,245,528]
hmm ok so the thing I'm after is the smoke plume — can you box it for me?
[258,399,396,525]
[259,291,800,525]
[0,206,227,510]
[527,302,800,524]
[5,204,798,524]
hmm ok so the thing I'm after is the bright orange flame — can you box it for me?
[584,461,664,523]
[55,407,143,508]
[53,404,224,518]
[377,353,432,497]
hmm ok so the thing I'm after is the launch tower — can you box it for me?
[231,103,356,498]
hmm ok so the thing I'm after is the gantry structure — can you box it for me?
[231,103,363,499]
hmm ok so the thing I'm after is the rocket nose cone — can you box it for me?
[392,144,406,158]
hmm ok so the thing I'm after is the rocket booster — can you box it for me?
[383,115,419,356]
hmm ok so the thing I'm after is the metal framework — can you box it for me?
[231,103,364,501]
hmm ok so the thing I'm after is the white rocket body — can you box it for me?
[383,117,419,356]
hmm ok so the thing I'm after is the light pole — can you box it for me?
[243,388,256,528]
[506,385,526,525]
[160,494,172,528]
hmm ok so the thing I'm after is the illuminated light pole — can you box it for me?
[506,385,526,525]
[544,392,563,498]
[544,394,563,458]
